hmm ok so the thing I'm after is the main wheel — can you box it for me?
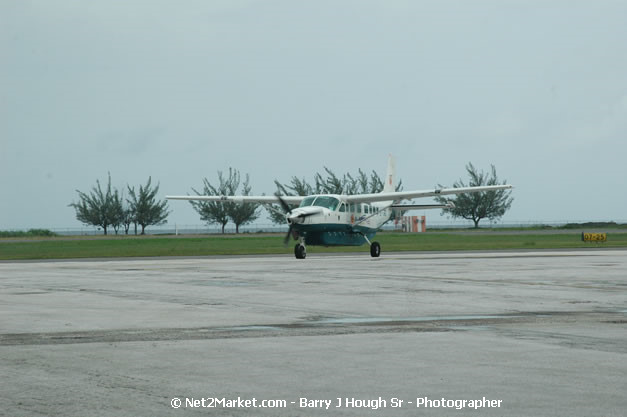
[294,244,306,259]
[370,241,381,257]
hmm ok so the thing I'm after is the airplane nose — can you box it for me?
[287,214,304,224]
[286,207,321,224]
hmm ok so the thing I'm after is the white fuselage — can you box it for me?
[287,194,394,232]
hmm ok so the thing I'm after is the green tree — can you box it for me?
[116,190,135,235]
[69,173,118,235]
[110,189,124,235]
[314,167,343,194]
[190,179,230,233]
[127,177,170,235]
[225,170,260,233]
[189,169,236,233]
[121,205,134,235]
[434,163,513,228]
[312,167,400,195]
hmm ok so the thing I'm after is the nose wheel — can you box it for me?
[294,243,307,259]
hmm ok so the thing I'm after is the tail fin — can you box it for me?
[382,154,396,193]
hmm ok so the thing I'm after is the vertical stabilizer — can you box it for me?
[383,154,396,193]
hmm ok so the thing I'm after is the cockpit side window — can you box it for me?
[339,203,346,212]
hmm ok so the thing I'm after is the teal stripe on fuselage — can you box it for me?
[295,223,377,247]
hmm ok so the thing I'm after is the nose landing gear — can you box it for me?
[294,243,307,259]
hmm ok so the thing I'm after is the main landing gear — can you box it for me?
[292,236,380,259]
[369,241,381,258]
[294,243,306,259]
[360,233,381,258]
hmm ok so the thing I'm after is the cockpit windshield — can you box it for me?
[298,196,340,211]
[313,196,339,210]
[299,196,316,207]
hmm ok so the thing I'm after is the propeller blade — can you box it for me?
[274,193,292,214]
[283,225,293,246]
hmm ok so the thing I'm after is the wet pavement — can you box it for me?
[1,250,626,416]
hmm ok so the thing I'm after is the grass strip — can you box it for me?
[1,232,626,260]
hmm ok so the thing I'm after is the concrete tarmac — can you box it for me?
[1,249,626,416]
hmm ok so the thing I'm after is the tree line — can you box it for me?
[70,163,513,234]
[69,174,169,235]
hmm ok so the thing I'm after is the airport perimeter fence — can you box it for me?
[11,219,627,236]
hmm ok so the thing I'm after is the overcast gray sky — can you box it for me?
[2,0,626,229]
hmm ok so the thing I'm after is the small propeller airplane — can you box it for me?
[166,156,513,259]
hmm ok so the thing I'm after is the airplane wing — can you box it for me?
[390,203,454,211]
[344,184,513,203]
[165,195,305,204]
